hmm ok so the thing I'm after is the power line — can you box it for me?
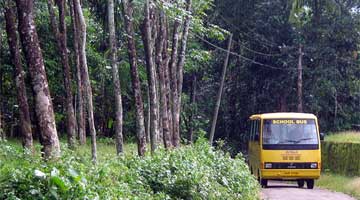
[216,14,285,57]
[192,33,294,71]
[218,14,278,48]
[231,39,284,57]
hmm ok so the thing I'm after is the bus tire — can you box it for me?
[297,180,305,188]
[306,179,314,189]
[261,179,268,188]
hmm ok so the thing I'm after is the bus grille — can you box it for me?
[266,162,314,169]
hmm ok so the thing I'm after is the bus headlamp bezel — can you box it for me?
[264,163,272,169]
[310,163,318,169]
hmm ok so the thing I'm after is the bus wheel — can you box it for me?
[306,179,314,189]
[297,180,305,188]
[261,179,268,188]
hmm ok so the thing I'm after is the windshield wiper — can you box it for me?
[279,138,314,144]
[294,137,314,143]
[279,139,298,144]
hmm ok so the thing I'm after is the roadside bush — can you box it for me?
[322,141,360,176]
[0,138,259,199]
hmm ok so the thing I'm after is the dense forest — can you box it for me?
[0,0,359,157]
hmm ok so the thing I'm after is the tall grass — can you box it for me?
[316,173,360,200]
[325,131,360,143]
[3,137,138,161]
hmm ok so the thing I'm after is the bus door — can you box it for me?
[249,119,261,177]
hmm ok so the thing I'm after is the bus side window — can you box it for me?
[254,120,260,141]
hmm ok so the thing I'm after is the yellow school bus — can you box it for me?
[248,113,324,189]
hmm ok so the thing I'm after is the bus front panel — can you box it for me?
[259,118,321,180]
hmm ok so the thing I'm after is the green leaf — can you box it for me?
[50,176,67,192]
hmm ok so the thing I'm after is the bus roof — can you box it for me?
[249,112,317,120]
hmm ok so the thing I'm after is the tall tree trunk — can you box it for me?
[57,0,77,148]
[141,0,159,153]
[209,34,232,145]
[170,0,192,147]
[156,10,172,149]
[108,0,123,154]
[122,0,147,156]
[173,0,192,146]
[163,18,174,142]
[145,87,151,143]
[151,7,162,145]
[73,0,97,163]
[5,5,33,151]
[169,20,181,147]
[99,75,106,136]
[48,0,76,148]
[177,0,192,96]
[334,89,338,125]
[70,0,86,145]
[16,0,60,159]
[297,44,303,113]
[280,93,288,112]
[0,21,3,141]
[188,74,196,144]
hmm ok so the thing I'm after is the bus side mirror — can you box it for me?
[320,133,325,141]
[254,133,260,141]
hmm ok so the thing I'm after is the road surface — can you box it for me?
[261,181,356,200]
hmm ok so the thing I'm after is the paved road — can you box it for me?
[261,181,356,200]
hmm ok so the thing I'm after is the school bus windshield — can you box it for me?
[263,119,319,145]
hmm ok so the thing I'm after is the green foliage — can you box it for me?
[0,140,259,199]
[321,141,360,176]
[316,173,360,200]
[289,0,312,28]
[193,0,360,150]
[325,131,360,143]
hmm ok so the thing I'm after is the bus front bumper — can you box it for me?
[261,169,321,180]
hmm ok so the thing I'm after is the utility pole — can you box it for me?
[209,34,232,145]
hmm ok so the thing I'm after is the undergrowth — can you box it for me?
[0,138,259,199]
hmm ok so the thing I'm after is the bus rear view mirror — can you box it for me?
[254,134,260,141]
[320,132,325,141]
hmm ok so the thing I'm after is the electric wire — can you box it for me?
[192,33,295,71]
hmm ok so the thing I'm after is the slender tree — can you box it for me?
[73,0,97,163]
[173,0,193,147]
[5,4,33,151]
[145,87,151,143]
[169,19,181,147]
[177,0,192,96]
[209,34,232,145]
[15,0,60,158]
[108,0,124,154]
[141,0,159,153]
[69,0,86,145]
[188,74,197,144]
[122,0,147,156]
[47,0,77,148]
[156,10,172,148]
[297,44,303,113]
[0,20,3,142]
[163,19,174,140]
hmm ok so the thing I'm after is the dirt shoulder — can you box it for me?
[261,181,356,200]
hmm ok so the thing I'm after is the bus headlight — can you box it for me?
[265,163,272,169]
[310,163,318,169]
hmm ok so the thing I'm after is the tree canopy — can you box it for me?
[0,0,359,153]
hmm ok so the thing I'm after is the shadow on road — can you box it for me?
[265,181,310,189]
[266,185,299,189]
